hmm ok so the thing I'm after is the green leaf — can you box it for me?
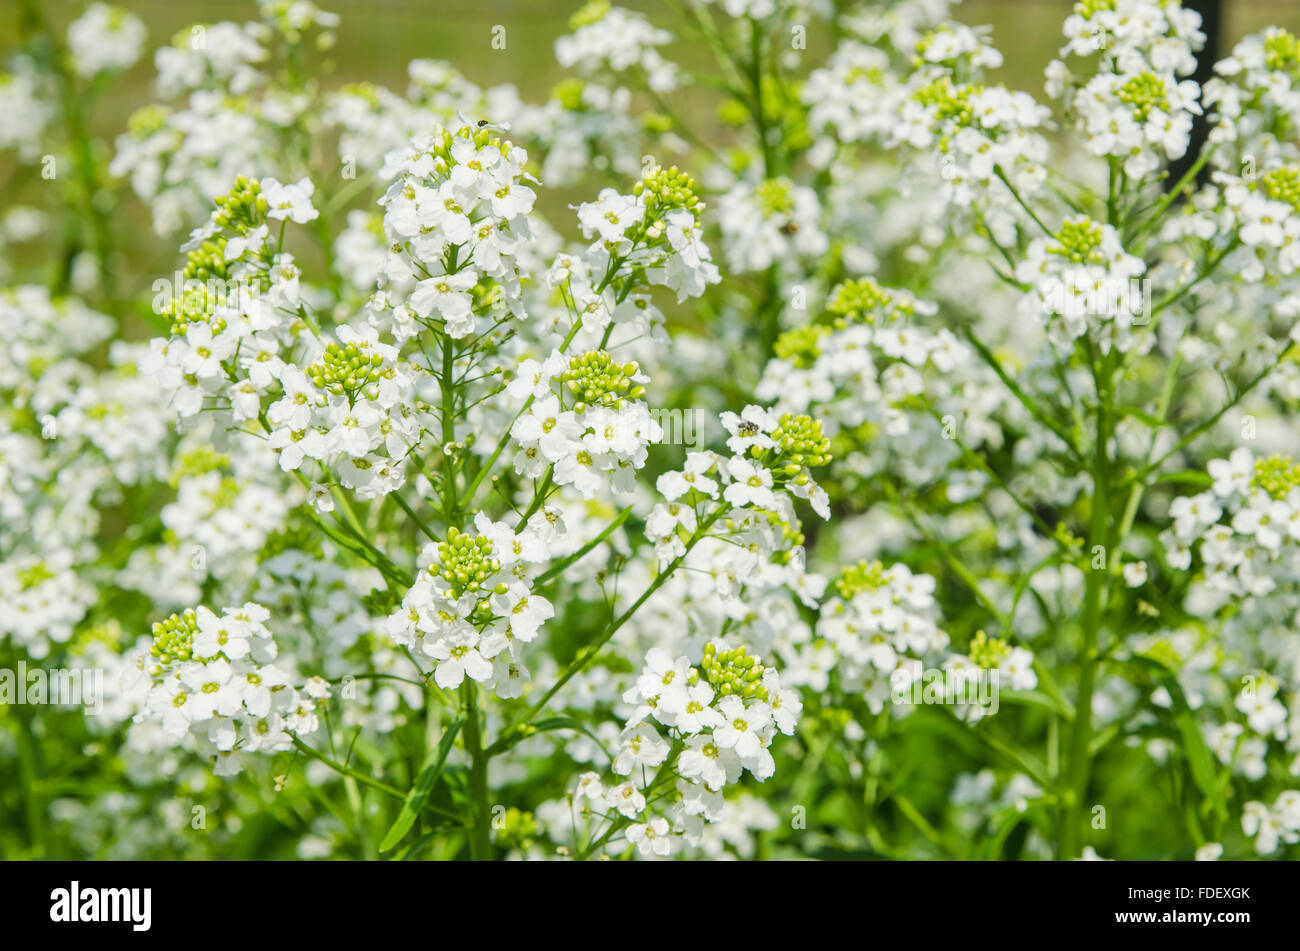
[1116,654,1228,825]
[999,689,1072,718]
[1151,470,1214,488]
[378,713,465,853]
[532,716,609,753]
[979,805,1036,860]
[1115,405,1167,429]
[393,829,440,861]
[487,715,612,758]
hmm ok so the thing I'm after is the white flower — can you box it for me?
[576,188,643,244]
[1122,561,1148,588]
[723,457,776,509]
[657,452,720,500]
[634,648,691,702]
[409,270,477,329]
[1208,447,1253,498]
[713,696,771,760]
[261,177,319,223]
[606,781,647,819]
[427,630,493,689]
[67,4,146,78]
[720,405,778,455]
[306,483,335,514]
[192,606,252,661]
[626,817,673,857]
[658,680,722,734]
[612,724,670,775]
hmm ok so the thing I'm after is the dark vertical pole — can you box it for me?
[1165,0,1223,192]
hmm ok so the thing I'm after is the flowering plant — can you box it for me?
[3,0,1300,861]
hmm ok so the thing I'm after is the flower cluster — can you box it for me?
[143,174,314,419]
[385,514,554,695]
[14,0,1300,864]
[140,603,323,775]
[819,558,1037,720]
[1159,447,1300,853]
[1164,448,1300,592]
[815,560,948,711]
[1243,792,1300,856]
[760,279,945,426]
[1051,0,1205,178]
[555,2,678,93]
[889,26,1051,212]
[715,177,829,274]
[111,2,339,234]
[268,327,418,499]
[562,640,799,858]
[67,4,147,79]
[1219,165,1300,282]
[510,350,660,498]
[570,162,720,304]
[1015,217,1148,349]
[1205,27,1300,159]
[654,404,834,525]
[0,288,170,659]
[373,123,537,340]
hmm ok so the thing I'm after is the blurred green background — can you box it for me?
[7,0,1296,101]
[3,0,1299,301]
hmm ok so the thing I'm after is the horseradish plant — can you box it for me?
[2,0,1300,860]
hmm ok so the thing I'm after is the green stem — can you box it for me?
[440,330,461,530]
[291,735,404,800]
[514,469,554,530]
[21,0,115,302]
[961,327,1084,463]
[534,506,632,585]
[494,507,727,749]
[14,701,48,858]
[461,682,492,859]
[1124,341,1294,489]
[1061,353,1114,858]
[1127,144,1216,246]
[291,736,463,824]
[747,17,776,177]
[575,739,683,860]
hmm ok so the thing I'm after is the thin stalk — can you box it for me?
[461,682,492,859]
[15,701,48,858]
[1061,354,1114,858]
[494,508,727,747]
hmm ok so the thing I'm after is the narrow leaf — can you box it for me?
[379,714,465,853]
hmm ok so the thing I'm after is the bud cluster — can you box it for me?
[767,412,833,473]
[433,527,504,600]
[1261,166,1300,214]
[1049,217,1107,266]
[1252,454,1300,500]
[774,324,832,369]
[635,163,704,223]
[559,349,645,411]
[967,630,1011,669]
[308,340,389,402]
[834,559,890,599]
[212,175,269,232]
[826,277,917,327]
[700,641,770,702]
[150,609,199,667]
